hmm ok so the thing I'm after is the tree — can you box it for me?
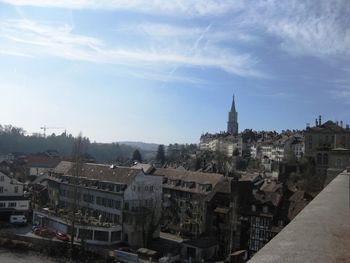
[156,145,165,164]
[132,149,142,162]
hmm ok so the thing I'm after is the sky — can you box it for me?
[0,0,349,144]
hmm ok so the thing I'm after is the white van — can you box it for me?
[10,215,27,226]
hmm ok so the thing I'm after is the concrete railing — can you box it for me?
[249,170,350,263]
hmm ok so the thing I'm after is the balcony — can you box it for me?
[249,170,350,263]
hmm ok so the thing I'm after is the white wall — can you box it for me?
[0,172,24,196]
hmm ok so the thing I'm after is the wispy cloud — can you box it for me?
[0,19,263,78]
[239,0,350,59]
[0,49,35,58]
[0,0,244,17]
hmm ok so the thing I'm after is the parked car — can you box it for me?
[55,231,70,242]
[33,227,55,238]
[10,215,27,226]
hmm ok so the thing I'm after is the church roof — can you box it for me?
[230,95,236,112]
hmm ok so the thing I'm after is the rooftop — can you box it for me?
[66,163,143,185]
[153,168,224,187]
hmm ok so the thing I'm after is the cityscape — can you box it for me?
[0,1,349,263]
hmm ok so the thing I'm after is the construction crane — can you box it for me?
[40,126,66,137]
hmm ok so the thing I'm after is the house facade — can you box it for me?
[0,171,30,219]
[39,162,162,246]
[153,168,224,238]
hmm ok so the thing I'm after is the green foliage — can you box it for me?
[156,144,166,164]
[132,149,142,162]
[0,124,135,162]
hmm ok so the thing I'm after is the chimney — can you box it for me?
[306,123,310,129]
[319,115,322,126]
[346,124,349,130]
[315,118,318,127]
[336,121,339,126]
[340,121,343,128]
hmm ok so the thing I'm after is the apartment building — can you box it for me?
[37,162,162,246]
[0,171,30,219]
[153,168,224,237]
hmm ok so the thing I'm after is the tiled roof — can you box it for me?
[153,168,224,186]
[131,163,155,174]
[66,163,142,185]
[260,181,282,192]
[53,161,74,174]
[27,155,61,168]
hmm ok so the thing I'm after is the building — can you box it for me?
[304,117,350,176]
[181,237,219,262]
[35,162,162,247]
[152,168,224,238]
[199,133,243,157]
[227,95,239,135]
[27,152,61,179]
[0,171,30,220]
[247,179,283,256]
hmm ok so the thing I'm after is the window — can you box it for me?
[337,159,342,168]
[0,186,3,193]
[0,176,4,182]
[323,154,328,166]
[94,230,108,241]
[111,231,121,242]
[8,202,16,207]
[308,135,313,150]
[251,205,256,212]
[317,153,322,165]
[14,186,18,193]
[113,214,120,224]
[78,229,93,240]
[96,196,101,205]
[83,194,94,203]
[124,202,129,210]
[114,200,121,209]
[0,202,5,208]
[263,206,268,214]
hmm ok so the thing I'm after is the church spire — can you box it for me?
[227,94,238,135]
[231,94,236,112]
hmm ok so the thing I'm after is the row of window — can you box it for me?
[250,227,271,240]
[93,209,120,224]
[0,186,18,193]
[131,185,155,192]
[60,189,122,210]
[77,228,121,242]
[163,179,212,192]
[0,202,17,208]
[96,197,122,209]
[249,239,266,252]
[251,216,271,227]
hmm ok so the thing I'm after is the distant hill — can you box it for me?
[118,141,160,152]
[0,124,135,163]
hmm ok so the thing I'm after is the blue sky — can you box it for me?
[0,1,349,144]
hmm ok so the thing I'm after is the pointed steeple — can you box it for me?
[227,94,238,135]
[231,94,236,112]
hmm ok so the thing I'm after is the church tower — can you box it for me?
[227,95,238,135]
